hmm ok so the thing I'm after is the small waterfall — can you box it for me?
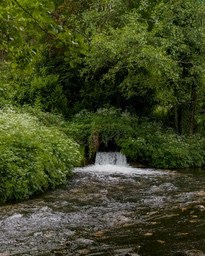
[95,152,127,166]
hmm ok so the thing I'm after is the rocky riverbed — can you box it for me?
[0,164,205,256]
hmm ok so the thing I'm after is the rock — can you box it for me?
[159,183,178,191]
[34,231,43,237]
[76,238,94,245]
[144,232,153,236]
[189,219,198,223]
[77,248,91,255]
[196,205,205,211]
[184,250,205,256]
[176,232,189,237]
[123,253,140,256]
[196,191,205,196]
[94,230,105,237]
[113,248,140,256]
[157,240,165,244]
[175,250,205,256]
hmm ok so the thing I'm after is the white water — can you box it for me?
[95,152,127,166]
[75,152,167,176]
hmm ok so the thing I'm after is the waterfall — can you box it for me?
[95,152,127,166]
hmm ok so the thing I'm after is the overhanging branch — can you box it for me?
[13,0,65,44]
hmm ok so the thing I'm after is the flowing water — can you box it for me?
[0,152,205,256]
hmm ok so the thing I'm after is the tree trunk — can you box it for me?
[189,85,197,135]
[177,104,190,135]
[174,106,179,134]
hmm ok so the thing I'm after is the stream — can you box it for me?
[0,153,205,256]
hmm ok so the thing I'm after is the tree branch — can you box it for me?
[13,0,65,44]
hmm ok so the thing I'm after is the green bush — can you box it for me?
[67,108,205,169]
[120,122,205,169]
[66,108,138,159]
[0,108,82,203]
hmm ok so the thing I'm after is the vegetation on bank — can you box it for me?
[68,108,205,169]
[1,0,205,202]
[0,108,82,203]
[0,106,205,203]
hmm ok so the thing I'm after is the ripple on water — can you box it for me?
[0,166,205,256]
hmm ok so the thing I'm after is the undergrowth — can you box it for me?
[67,108,205,169]
[0,107,82,203]
[1,106,204,203]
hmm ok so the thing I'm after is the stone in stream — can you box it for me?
[1,163,205,256]
[184,250,205,256]
[113,248,140,256]
[175,250,205,256]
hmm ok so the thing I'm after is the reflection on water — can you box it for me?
[0,165,205,255]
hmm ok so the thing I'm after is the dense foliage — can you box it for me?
[0,108,82,202]
[1,0,205,201]
[120,124,205,169]
[1,0,205,129]
[68,108,205,169]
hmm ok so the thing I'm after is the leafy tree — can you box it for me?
[1,0,205,133]
[151,0,205,134]
[83,6,177,115]
[0,0,84,114]
[83,0,205,133]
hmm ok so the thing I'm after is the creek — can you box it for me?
[0,152,205,256]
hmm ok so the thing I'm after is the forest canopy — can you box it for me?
[1,0,205,134]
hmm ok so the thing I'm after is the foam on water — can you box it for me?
[74,164,166,176]
[75,152,167,176]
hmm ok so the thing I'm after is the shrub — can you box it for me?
[120,123,205,169]
[66,108,138,159]
[63,108,205,169]
[0,108,82,203]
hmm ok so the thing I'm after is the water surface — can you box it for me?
[0,164,205,256]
